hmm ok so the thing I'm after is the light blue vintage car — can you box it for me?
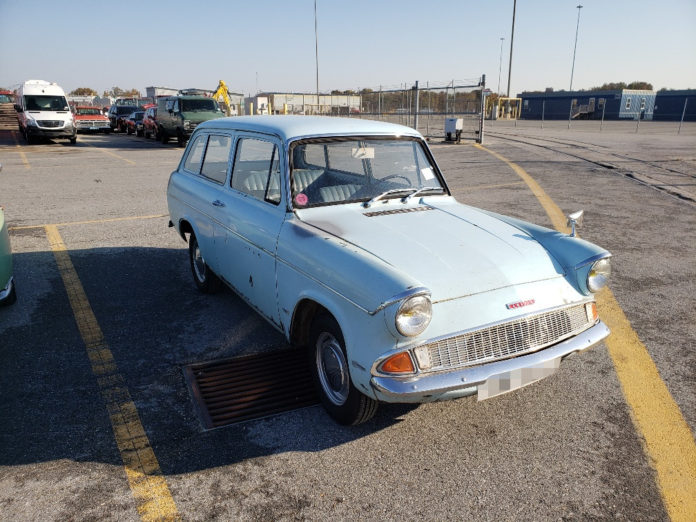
[167,116,611,425]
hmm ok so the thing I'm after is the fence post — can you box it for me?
[678,98,688,135]
[478,74,486,144]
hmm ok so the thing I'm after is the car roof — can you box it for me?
[196,115,422,143]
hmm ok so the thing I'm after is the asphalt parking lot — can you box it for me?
[1,121,694,521]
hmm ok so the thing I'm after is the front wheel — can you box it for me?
[188,234,221,293]
[310,314,378,425]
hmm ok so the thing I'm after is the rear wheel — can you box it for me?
[310,314,378,425]
[188,233,221,294]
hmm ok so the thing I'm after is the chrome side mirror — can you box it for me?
[567,210,584,237]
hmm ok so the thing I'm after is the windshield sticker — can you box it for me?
[351,147,375,159]
[294,193,309,206]
[421,167,434,180]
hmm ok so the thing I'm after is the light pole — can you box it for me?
[497,37,505,95]
[569,5,583,91]
[314,0,320,112]
[506,0,516,98]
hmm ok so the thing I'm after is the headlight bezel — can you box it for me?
[587,257,611,292]
[395,294,433,337]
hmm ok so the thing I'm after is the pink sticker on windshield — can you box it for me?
[294,193,309,206]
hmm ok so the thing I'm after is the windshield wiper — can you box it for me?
[363,188,416,208]
[401,186,444,203]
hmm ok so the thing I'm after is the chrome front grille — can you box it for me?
[415,303,593,372]
[37,120,62,128]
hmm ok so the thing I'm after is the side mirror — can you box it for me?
[14,104,23,112]
[566,210,584,237]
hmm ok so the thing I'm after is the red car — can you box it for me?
[143,106,158,139]
[73,106,111,133]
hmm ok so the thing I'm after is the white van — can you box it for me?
[14,80,76,144]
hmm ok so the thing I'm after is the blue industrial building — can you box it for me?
[518,89,656,120]
[653,90,696,121]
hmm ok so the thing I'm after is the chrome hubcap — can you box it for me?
[315,332,349,406]
[193,244,206,282]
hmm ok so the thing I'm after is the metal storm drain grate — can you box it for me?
[184,349,319,429]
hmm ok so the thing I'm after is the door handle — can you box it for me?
[211,200,225,207]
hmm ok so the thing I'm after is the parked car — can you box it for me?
[166,116,612,425]
[157,95,224,146]
[14,80,76,144]
[125,110,145,135]
[1,165,16,306]
[142,106,158,139]
[108,105,141,132]
[73,106,111,133]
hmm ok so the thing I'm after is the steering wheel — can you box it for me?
[380,174,412,187]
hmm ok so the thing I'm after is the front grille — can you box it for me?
[416,303,593,372]
[37,120,62,128]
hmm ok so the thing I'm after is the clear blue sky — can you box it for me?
[1,0,694,96]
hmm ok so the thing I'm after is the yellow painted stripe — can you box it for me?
[475,143,696,521]
[82,140,136,165]
[11,131,31,169]
[10,213,167,231]
[45,225,180,522]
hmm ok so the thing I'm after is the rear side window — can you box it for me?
[183,135,206,174]
[231,138,281,204]
[200,135,232,184]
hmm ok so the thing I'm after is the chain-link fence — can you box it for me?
[344,77,486,141]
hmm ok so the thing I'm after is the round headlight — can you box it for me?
[395,295,432,337]
[587,258,611,292]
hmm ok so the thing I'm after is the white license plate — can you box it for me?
[477,358,560,401]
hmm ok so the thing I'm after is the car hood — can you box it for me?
[180,111,224,123]
[295,198,565,302]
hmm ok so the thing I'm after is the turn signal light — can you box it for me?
[380,352,415,374]
[586,302,599,322]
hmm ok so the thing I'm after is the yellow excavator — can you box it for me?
[212,80,236,116]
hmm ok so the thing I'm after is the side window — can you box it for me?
[183,135,206,174]
[625,98,632,110]
[200,135,232,184]
[231,138,281,204]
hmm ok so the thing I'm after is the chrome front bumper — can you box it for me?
[370,320,610,403]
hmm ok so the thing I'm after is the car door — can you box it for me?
[215,134,285,327]
[174,133,232,272]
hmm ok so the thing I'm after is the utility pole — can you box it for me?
[506,0,516,98]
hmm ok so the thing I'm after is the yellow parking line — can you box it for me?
[475,143,696,521]
[9,213,168,231]
[45,224,180,522]
[11,131,31,169]
[82,140,136,165]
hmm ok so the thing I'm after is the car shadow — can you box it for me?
[0,245,418,474]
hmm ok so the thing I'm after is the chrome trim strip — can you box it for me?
[370,320,610,402]
[371,287,431,315]
[574,252,611,270]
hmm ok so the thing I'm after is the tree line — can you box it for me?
[69,87,141,97]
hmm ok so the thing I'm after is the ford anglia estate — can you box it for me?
[167,116,611,425]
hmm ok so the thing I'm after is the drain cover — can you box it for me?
[184,349,319,429]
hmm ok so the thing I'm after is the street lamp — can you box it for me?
[506,0,516,98]
[569,5,583,92]
[497,37,505,95]
[314,0,320,111]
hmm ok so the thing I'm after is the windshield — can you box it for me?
[0,94,13,103]
[290,137,445,208]
[24,95,69,111]
[180,98,218,112]
[76,108,102,115]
